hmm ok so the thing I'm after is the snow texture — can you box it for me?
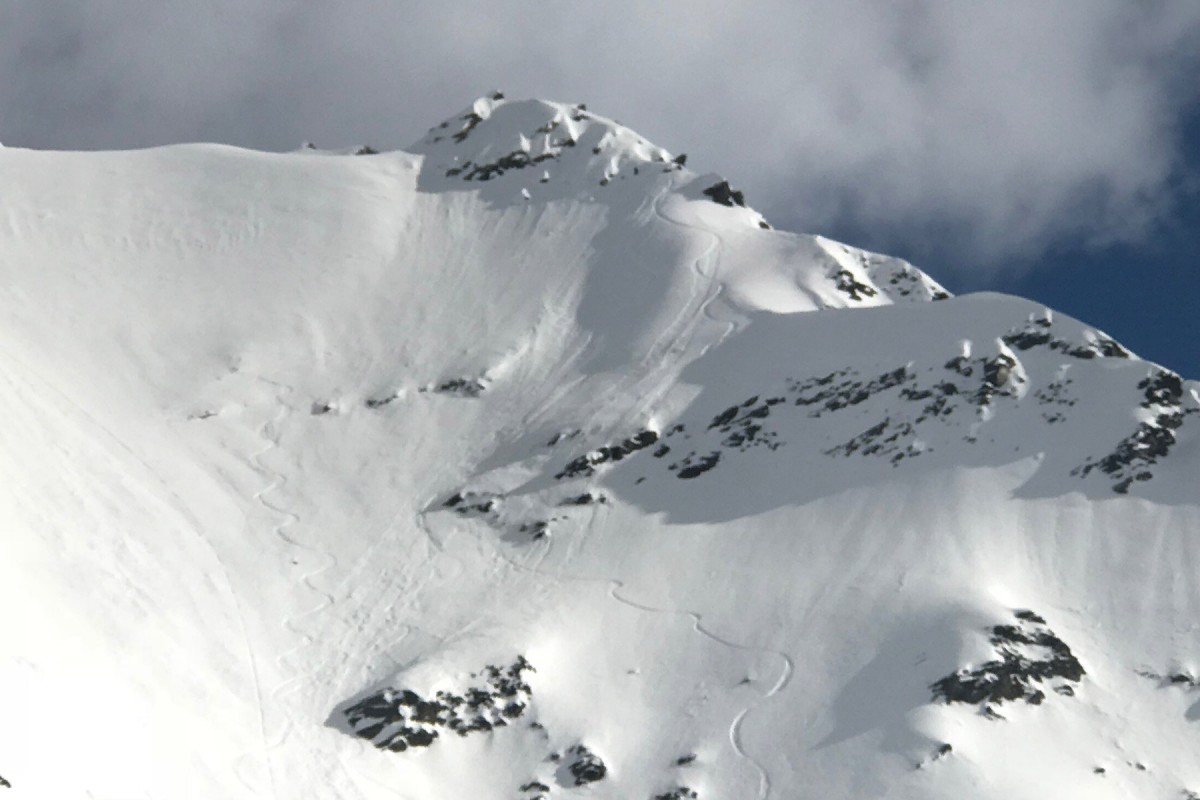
[0,94,1197,800]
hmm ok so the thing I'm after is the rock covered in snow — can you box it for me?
[0,93,1196,800]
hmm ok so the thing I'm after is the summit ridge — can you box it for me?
[0,95,1197,800]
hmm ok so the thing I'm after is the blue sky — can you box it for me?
[818,108,1200,379]
[1007,181,1199,379]
[869,205,1199,379]
[821,106,1200,379]
[1,2,1196,376]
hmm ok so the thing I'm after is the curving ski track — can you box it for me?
[411,183,786,796]
[249,378,340,796]
[608,581,794,800]
[459,499,795,800]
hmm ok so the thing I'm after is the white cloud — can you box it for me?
[1,0,1197,270]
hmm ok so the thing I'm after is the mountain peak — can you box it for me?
[409,93,766,219]
[6,95,1198,800]
[410,93,676,189]
[404,94,949,311]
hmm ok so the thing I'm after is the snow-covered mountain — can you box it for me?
[1,94,1198,800]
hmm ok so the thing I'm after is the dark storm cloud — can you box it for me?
[2,1,1198,269]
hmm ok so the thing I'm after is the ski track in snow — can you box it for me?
[467,492,794,800]
[607,582,794,800]
[612,187,787,795]
[399,184,786,795]
[652,176,745,363]
[0,342,283,798]
[333,624,423,800]
[249,377,339,796]
[641,178,720,367]
[560,175,742,465]
[485,180,788,795]
[12,99,1200,799]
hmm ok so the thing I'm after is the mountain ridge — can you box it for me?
[0,96,1197,800]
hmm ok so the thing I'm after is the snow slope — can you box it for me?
[0,95,1197,800]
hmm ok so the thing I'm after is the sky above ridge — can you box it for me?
[2,1,1197,377]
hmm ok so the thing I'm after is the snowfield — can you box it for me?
[1,95,1198,800]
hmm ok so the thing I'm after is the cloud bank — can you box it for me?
[2,1,1198,270]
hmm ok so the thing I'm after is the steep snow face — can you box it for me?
[408,93,948,317]
[0,96,1197,800]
